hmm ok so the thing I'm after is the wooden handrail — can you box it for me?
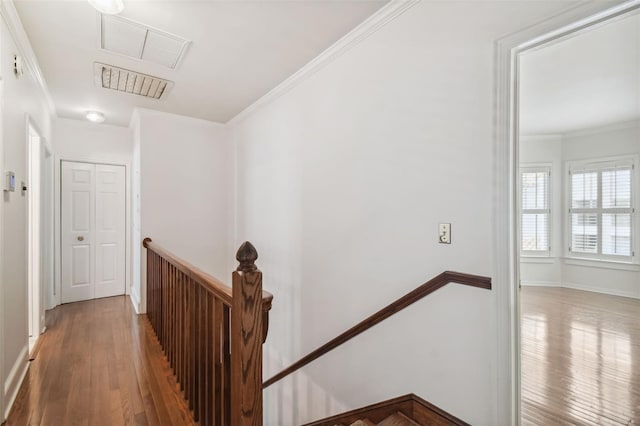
[263,271,490,389]
[143,238,273,311]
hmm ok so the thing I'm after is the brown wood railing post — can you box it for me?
[231,241,263,426]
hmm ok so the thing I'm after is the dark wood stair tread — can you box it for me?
[377,412,421,426]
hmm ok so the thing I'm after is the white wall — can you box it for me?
[520,122,640,298]
[0,13,53,421]
[230,2,577,425]
[51,117,133,309]
[131,108,233,313]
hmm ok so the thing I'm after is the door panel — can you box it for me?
[71,245,91,285]
[61,162,126,303]
[94,164,125,299]
[62,162,94,303]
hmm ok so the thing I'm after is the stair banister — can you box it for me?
[143,238,273,426]
[263,271,490,389]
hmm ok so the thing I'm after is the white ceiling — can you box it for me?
[520,12,640,135]
[14,0,386,126]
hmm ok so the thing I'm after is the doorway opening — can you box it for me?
[513,4,640,425]
[27,120,52,352]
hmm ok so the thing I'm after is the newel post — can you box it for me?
[231,241,264,426]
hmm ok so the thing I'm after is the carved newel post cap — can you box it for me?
[236,241,258,272]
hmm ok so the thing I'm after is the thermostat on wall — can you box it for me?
[4,171,15,192]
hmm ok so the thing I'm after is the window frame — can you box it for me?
[566,156,637,264]
[520,164,552,257]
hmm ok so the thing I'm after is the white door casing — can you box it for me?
[61,162,125,303]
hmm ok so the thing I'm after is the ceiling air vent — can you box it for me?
[93,63,174,100]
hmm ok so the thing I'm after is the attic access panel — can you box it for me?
[100,14,190,70]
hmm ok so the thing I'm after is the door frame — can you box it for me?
[26,115,49,347]
[495,0,640,424]
[55,158,131,306]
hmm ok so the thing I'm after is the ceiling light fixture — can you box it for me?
[88,0,124,15]
[86,111,105,123]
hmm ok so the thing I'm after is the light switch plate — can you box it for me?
[439,223,451,244]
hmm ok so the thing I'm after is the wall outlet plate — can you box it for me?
[439,223,451,244]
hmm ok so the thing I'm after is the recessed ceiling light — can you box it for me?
[88,0,124,15]
[86,111,105,123]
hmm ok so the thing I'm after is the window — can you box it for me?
[568,158,635,262]
[521,167,550,255]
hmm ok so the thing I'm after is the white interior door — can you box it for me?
[94,164,126,299]
[61,161,125,303]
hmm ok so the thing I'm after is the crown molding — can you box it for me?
[0,0,57,117]
[562,119,640,139]
[227,0,419,127]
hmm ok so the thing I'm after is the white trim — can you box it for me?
[3,345,28,420]
[562,119,640,139]
[563,281,640,299]
[520,281,561,287]
[55,157,131,308]
[520,165,552,256]
[130,287,140,314]
[565,155,638,264]
[227,0,419,126]
[0,0,56,117]
[563,257,640,272]
[495,1,639,424]
[0,76,5,424]
[521,281,639,299]
[520,256,555,264]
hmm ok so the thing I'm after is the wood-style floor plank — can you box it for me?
[521,287,640,426]
[4,296,195,426]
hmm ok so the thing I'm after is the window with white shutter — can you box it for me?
[568,158,635,262]
[521,167,550,255]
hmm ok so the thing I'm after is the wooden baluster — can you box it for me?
[191,278,197,412]
[184,276,190,404]
[223,304,231,426]
[177,270,182,386]
[180,272,186,391]
[146,250,151,330]
[213,298,223,426]
[231,241,263,426]
[168,264,173,361]
[206,292,214,426]
[198,288,206,424]
[171,264,176,367]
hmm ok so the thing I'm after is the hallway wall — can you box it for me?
[0,12,53,421]
[131,108,233,314]
[229,2,581,425]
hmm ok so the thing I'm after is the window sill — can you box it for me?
[563,257,640,271]
[520,256,555,264]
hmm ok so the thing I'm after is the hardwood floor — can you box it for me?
[521,287,640,426]
[4,296,195,426]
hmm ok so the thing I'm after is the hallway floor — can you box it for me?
[521,286,640,425]
[4,296,195,425]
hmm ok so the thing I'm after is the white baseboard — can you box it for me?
[521,280,639,299]
[130,287,140,314]
[563,282,640,300]
[3,345,29,420]
[521,281,561,287]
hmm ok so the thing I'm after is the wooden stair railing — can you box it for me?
[263,271,490,388]
[143,238,273,426]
